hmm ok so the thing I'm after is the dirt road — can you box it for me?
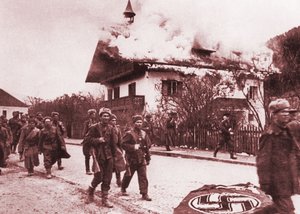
[0,164,129,214]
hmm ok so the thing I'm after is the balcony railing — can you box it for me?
[101,95,145,112]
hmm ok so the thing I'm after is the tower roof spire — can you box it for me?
[123,0,135,24]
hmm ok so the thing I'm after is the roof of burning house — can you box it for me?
[85,41,224,83]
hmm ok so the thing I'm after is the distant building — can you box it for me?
[0,89,28,118]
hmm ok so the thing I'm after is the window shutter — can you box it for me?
[177,81,183,96]
[128,82,136,96]
[108,89,112,100]
[162,80,168,96]
[114,87,120,99]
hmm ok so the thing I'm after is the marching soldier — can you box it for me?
[165,111,178,151]
[35,112,44,130]
[213,113,237,159]
[8,111,22,154]
[18,115,29,161]
[257,99,299,213]
[18,118,40,176]
[85,107,117,208]
[0,116,13,159]
[121,115,152,201]
[51,112,66,170]
[0,117,9,170]
[82,109,97,175]
[142,113,154,145]
[39,117,65,179]
[110,113,124,187]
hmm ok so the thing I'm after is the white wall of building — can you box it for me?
[245,79,266,128]
[0,106,28,119]
[105,70,182,112]
[229,78,266,128]
[102,69,266,128]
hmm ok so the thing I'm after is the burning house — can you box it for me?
[85,40,265,128]
[85,1,266,128]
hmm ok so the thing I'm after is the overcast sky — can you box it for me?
[0,0,299,101]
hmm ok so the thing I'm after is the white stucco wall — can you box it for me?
[230,78,266,127]
[0,106,28,119]
[102,69,266,128]
[105,70,182,112]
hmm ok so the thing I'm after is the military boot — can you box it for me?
[28,168,34,176]
[46,168,52,179]
[19,153,24,162]
[85,186,95,204]
[102,191,113,208]
[142,194,152,201]
[121,188,129,196]
[57,159,64,170]
[213,148,219,157]
[230,153,237,159]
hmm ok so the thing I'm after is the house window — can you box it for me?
[248,113,254,122]
[113,87,120,99]
[2,110,7,117]
[128,82,136,96]
[248,86,258,100]
[162,80,183,96]
[107,89,112,101]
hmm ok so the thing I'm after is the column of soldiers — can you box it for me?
[80,104,300,212]
[2,99,300,213]
[1,108,154,207]
[0,111,70,177]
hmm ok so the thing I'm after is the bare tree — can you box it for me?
[155,72,225,129]
[28,91,105,138]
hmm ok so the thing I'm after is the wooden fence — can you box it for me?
[155,125,262,156]
[71,121,262,156]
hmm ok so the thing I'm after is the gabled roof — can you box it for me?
[85,41,131,83]
[0,89,28,107]
[85,41,217,84]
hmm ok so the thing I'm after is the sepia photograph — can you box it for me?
[1,0,300,213]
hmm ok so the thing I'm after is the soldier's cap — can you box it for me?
[43,116,52,122]
[145,113,152,118]
[268,98,297,114]
[36,112,43,116]
[51,112,59,117]
[87,109,96,115]
[13,111,20,115]
[132,114,143,123]
[99,107,111,116]
[110,113,117,120]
